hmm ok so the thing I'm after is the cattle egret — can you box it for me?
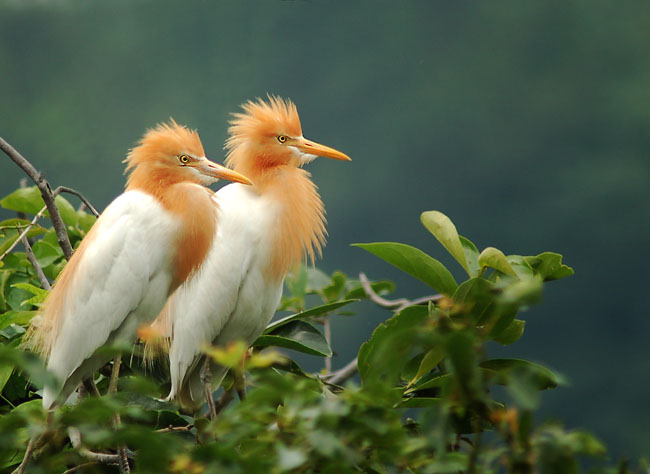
[157,96,350,410]
[26,121,252,409]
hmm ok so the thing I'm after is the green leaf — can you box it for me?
[491,319,525,345]
[452,277,496,325]
[420,211,470,276]
[322,271,347,302]
[445,329,481,400]
[358,305,431,388]
[54,195,78,227]
[254,320,332,357]
[408,346,445,387]
[508,255,535,279]
[0,364,13,393]
[304,266,331,293]
[478,247,518,277]
[0,310,36,331]
[77,211,97,233]
[353,242,457,295]
[32,240,63,268]
[499,275,543,306]
[11,282,48,307]
[524,252,574,281]
[459,235,480,277]
[480,358,559,390]
[0,186,44,215]
[265,299,358,333]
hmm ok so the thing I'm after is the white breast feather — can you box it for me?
[167,183,284,400]
[44,190,179,407]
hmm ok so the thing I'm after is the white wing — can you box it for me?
[167,183,283,406]
[44,190,179,408]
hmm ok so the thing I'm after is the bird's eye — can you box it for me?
[277,135,287,144]
[178,154,191,164]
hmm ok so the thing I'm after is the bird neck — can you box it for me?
[127,165,218,289]
[239,161,326,282]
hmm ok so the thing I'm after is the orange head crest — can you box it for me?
[225,95,350,172]
[125,120,251,191]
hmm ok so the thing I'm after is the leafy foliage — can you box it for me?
[0,187,641,473]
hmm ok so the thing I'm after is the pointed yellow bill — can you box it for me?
[295,138,351,161]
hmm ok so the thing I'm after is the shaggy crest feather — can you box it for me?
[224,95,327,280]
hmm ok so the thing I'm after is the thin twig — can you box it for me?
[323,317,332,374]
[155,424,193,434]
[68,427,133,466]
[214,388,235,417]
[322,357,359,385]
[107,356,130,474]
[54,186,99,217]
[0,135,73,259]
[359,272,442,312]
[0,205,47,263]
[200,358,217,420]
[63,462,99,474]
[13,437,36,474]
[21,236,51,290]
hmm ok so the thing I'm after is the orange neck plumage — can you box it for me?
[127,167,218,289]
[228,148,326,282]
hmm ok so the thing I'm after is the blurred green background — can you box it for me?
[1,0,648,460]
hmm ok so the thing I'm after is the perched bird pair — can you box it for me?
[26,96,350,411]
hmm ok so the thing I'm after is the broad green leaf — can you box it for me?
[0,186,44,215]
[0,310,36,331]
[480,358,559,390]
[452,278,496,325]
[78,211,98,233]
[491,319,525,345]
[478,247,518,277]
[358,305,430,387]
[11,282,48,307]
[445,329,481,400]
[524,252,574,281]
[254,320,332,357]
[304,266,331,293]
[265,299,358,333]
[353,242,457,295]
[459,235,480,277]
[499,275,543,306]
[322,271,347,302]
[405,373,452,394]
[54,195,78,227]
[408,346,445,387]
[420,211,469,276]
[508,255,535,279]
[0,364,13,393]
[32,240,63,267]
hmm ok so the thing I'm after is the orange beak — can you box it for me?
[294,137,351,161]
[192,159,253,185]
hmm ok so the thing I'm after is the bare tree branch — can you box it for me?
[54,186,99,217]
[359,272,442,312]
[68,427,135,466]
[322,357,359,385]
[0,136,73,259]
[155,424,193,434]
[21,236,51,290]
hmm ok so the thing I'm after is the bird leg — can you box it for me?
[233,359,247,401]
[82,377,101,398]
[200,357,217,420]
[108,356,131,474]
